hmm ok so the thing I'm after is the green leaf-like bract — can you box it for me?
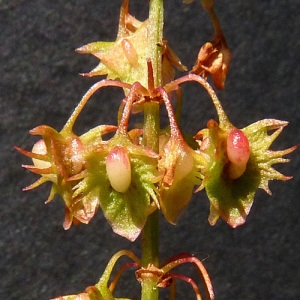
[73,133,159,241]
[200,119,295,227]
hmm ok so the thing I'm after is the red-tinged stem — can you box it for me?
[109,262,140,293]
[158,87,183,139]
[207,6,223,37]
[95,250,141,299]
[169,273,202,300]
[63,80,132,133]
[161,253,215,300]
[164,74,231,130]
[118,82,148,134]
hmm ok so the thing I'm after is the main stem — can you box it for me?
[141,0,163,299]
[141,103,160,300]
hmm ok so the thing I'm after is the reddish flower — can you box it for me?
[191,34,231,90]
[15,124,116,230]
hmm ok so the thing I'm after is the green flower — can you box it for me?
[76,0,186,87]
[71,131,161,241]
[16,124,160,241]
[196,118,297,227]
[157,87,206,225]
[158,132,205,224]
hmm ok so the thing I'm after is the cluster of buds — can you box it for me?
[16,0,296,243]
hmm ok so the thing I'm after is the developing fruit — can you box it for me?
[226,129,250,179]
[106,146,132,193]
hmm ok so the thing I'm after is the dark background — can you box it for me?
[1,0,300,299]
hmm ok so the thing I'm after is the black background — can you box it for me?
[1,0,300,299]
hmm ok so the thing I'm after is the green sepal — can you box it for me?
[76,2,149,87]
[199,119,296,227]
[73,132,160,241]
[158,136,205,225]
[205,149,260,227]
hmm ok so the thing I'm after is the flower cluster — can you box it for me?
[16,0,296,243]
[16,83,296,239]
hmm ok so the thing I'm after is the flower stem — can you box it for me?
[140,0,163,299]
[141,102,160,300]
[148,0,164,88]
[141,210,160,300]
